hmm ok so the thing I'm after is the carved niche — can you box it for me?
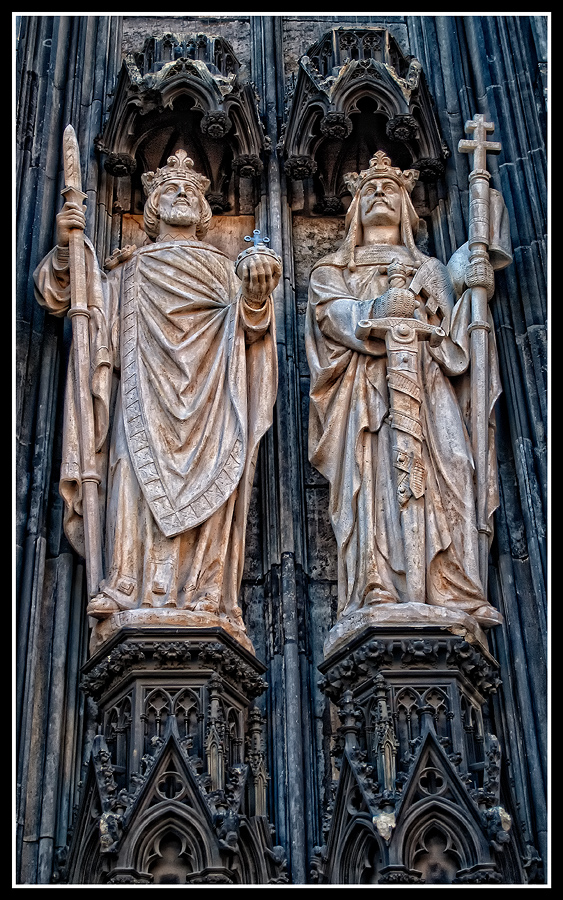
[279,26,449,217]
[96,32,268,237]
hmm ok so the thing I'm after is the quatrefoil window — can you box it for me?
[156,772,186,801]
[418,767,446,796]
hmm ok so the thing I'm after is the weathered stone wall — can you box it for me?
[280,14,410,75]
[122,15,252,68]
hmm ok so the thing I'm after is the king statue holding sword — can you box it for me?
[305,121,512,653]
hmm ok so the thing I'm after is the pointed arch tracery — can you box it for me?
[280,26,449,216]
[126,802,212,878]
[335,817,385,885]
[412,822,463,884]
[397,798,489,879]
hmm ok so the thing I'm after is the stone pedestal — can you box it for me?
[90,608,255,656]
[313,623,518,884]
[63,626,287,885]
[322,602,493,657]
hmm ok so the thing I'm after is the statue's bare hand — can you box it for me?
[238,252,282,306]
[56,200,86,247]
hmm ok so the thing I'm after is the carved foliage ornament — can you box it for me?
[200,110,233,139]
[81,638,267,703]
[320,111,353,140]
[284,155,318,180]
[386,114,419,143]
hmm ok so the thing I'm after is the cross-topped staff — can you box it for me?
[458,114,502,597]
[62,124,103,598]
[458,114,501,174]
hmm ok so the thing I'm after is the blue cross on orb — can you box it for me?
[244,229,270,247]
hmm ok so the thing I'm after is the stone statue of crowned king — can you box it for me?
[305,142,512,653]
[34,139,281,654]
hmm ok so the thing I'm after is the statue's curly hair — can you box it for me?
[143,183,213,242]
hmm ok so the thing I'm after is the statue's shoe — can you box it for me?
[364,587,397,605]
[471,604,504,626]
[87,594,121,620]
[189,594,220,614]
[228,605,247,633]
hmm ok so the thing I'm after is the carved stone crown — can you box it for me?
[344,150,419,196]
[141,148,211,197]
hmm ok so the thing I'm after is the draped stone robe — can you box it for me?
[34,237,277,629]
[305,243,502,627]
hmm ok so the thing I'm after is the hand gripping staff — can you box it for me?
[62,124,103,598]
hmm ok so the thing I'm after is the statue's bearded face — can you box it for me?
[359,178,402,227]
[158,179,202,228]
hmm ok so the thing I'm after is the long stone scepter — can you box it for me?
[62,124,103,598]
[458,114,502,597]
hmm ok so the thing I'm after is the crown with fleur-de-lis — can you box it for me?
[141,149,211,197]
[344,150,419,196]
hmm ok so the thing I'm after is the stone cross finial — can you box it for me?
[458,113,501,171]
[458,114,502,250]
[244,229,270,247]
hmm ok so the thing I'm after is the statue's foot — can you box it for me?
[228,605,247,633]
[189,593,220,614]
[87,594,121,620]
[364,587,396,606]
[471,604,504,626]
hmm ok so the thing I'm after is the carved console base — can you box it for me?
[90,607,254,656]
[313,624,523,884]
[62,626,287,885]
[323,601,493,657]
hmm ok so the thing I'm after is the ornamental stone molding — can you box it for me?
[280,26,449,214]
[312,626,517,884]
[96,32,268,216]
[80,629,268,703]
